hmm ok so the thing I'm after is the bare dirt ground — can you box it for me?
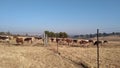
[0,37,120,68]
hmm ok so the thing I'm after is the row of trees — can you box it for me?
[44,31,68,38]
[0,32,11,35]
[73,32,120,39]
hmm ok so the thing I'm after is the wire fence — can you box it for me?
[50,28,120,68]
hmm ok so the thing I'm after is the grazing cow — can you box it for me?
[58,38,65,45]
[24,37,33,43]
[51,38,54,42]
[0,36,10,44]
[60,38,67,45]
[16,37,24,44]
[73,39,78,43]
[72,39,78,45]
[88,40,94,43]
[79,40,89,44]
[103,40,108,44]
[34,37,42,40]
[65,38,72,46]
[94,41,102,46]
[56,38,61,43]
[79,40,89,47]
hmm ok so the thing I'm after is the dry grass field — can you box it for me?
[0,36,120,68]
[48,41,120,68]
[0,45,82,68]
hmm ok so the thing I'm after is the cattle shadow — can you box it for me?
[69,44,89,48]
[32,43,45,47]
[70,45,82,47]
[12,43,23,46]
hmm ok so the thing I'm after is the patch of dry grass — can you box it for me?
[0,45,81,68]
[48,41,120,68]
[58,47,120,68]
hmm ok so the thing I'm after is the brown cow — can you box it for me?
[60,38,66,45]
[79,40,89,47]
[51,38,54,42]
[88,40,94,43]
[16,37,24,44]
[79,40,89,44]
[72,39,78,45]
[103,40,108,44]
[24,37,33,43]
[65,38,72,46]
[56,38,61,43]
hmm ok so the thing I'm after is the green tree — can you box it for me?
[49,32,55,37]
[44,31,68,38]
[0,32,5,35]
[44,31,50,36]
[55,33,59,38]
[62,32,68,38]
[58,32,68,38]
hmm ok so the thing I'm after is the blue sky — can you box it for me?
[0,0,120,35]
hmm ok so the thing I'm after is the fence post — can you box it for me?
[56,38,60,55]
[57,41,58,53]
[97,29,100,68]
[44,33,48,46]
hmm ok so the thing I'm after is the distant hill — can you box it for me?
[72,32,120,39]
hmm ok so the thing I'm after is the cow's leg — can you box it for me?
[31,40,33,44]
[22,41,24,45]
[68,42,69,46]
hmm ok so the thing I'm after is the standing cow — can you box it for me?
[65,38,72,46]
[94,41,102,46]
[16,37,24,44]
[24,37,33,43]
[79,40,89,47]
[72,39,78,45]
[0,36,10,44]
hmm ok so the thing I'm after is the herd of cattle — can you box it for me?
[0,35,42,45]
[51,38,108,47]
[0,35,108,46]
